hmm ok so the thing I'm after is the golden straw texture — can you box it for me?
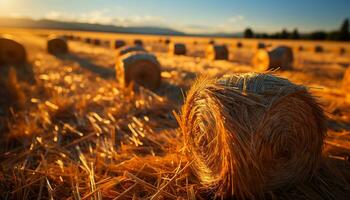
[179,72,326,199]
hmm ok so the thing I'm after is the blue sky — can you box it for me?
[0,0,349,33]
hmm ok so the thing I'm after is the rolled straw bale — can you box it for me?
[340,47,346,55]
[209,39,215,45]
[178,73,326,198]
[206,45,229,60]
[169,43,187,55]
[93,39,101,46]
[84,38,92,44]
[116,52,161,90]
[257,42,266,49]
[134,39,143,46]
[315,45,323,53]
[0,35,27,66]
[164,38,171,44]
[252,46,294,71]
[298,46,304,52]
[236,41,243,48]
[47,36,69,55]
[114,40,126,49]
[116,45,147,58]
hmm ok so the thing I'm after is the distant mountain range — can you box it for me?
[0,17,240,37]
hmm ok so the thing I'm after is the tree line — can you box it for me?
[243,18,349,41]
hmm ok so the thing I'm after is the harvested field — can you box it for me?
[0,27,350,199]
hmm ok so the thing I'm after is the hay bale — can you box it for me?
[340,47,346,55]
[0,35,27,66]
[178,73,326,198]
[252,46,294,71]
[164,38,171,44]
[93,39,101,46]
[116,45,147,58]
[236,41,243,48]
[206,45,229,60]
[169,43,187,55]
[257,42,266,49]
[114,40,126,49]
[84,38,92,44]
[209,39,215,45]
[134,39,143,46]
[47,36,69,55]
[315,45,323,53]
[298,46,304,51]
[116,52,161,90]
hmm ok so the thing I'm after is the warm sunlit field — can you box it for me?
[1,27,350,199]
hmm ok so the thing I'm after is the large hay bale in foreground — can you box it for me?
[116,52,161,90]
[315,45,324,53]
[114,40,126,49]
[179,73,326,198]
[47,36,69,55]
[252,46,294,71]
[206,45,229,60]
[116,45,147,58]
[0,35,27,66]
[169,43,187,55]
[134,39,143,46]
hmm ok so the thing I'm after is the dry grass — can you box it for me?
[0,28,349,199]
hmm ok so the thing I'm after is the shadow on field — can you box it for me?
[56,54,116,79]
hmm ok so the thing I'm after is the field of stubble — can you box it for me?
[0,28,350,199]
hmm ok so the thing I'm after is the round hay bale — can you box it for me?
[116,52,161,90]
[134,39,143,46]
[116,45,147,58]
[315,45,323,53]
[164,38,171,44]
[0,35,27,66]
[236,41,243,48]
[93,39,101,46]
[298,46,304,52]
[114,40,126,49]
[257,42,266,49]
[209,39,215,45]
[206,45,229,60]
[47,36,69,55]
[169,43,187,55]
[179,73,326,198]
[252,46,294,71]
[340,47,346,55]
[84,38,92,44]
[342,67,350,93]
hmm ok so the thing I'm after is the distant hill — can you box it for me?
[0,17,185,36]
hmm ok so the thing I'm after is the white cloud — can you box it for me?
[228,15,245,23]
[44,10,166,27]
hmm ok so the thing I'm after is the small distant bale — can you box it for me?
[298,46,304,51]
[47,36,69,55]
[116,52,161,90]
[236,41,243,48]
[93,39,101,46]
[209,39,215,45]
[169,43,187,55]
[134,39,143,46]
[103,40,111,48]
[114,40,126,49]
[193,41,198,45]
[0,35,27,66]
[252,46,294,71]
[340,47,346,55]
[257,42,266,49]
[206,45,229,60]
[164,38,171,44]
[116,45,147,58]
[84,38,92,44]
[314,45,323,53]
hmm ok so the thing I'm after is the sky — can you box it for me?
[0,0,349,34]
